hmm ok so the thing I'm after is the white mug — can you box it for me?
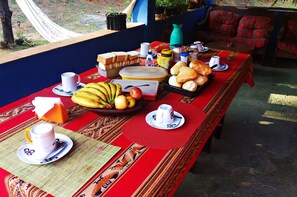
[24,123,56,159]
[155,104,174,125]
[209,56,221,67]
[140,42,150,57]
[61,72,80,92]
[194,41,204,51]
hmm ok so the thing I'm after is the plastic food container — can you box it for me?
[119,66,168,82]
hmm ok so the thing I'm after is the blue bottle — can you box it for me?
[145,50,154,67]
[170,24,183,49]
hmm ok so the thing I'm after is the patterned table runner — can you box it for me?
[0,122,121,197]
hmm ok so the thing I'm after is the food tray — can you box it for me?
[86,99,146,116]
[163,74,214,97]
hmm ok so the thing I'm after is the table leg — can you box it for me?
[214,115,225,139]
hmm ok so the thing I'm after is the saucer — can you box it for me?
[17,133,73,165]
[199,47,209,53]
[205,62,229,71]
[145,111,185,130]
[52,83,85,96]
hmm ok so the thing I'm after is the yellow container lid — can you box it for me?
[119,66,168,82]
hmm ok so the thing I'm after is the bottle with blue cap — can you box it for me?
[145,50,154,67]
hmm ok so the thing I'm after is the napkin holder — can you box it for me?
[33,97,69,124]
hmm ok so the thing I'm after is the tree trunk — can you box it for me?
[0,0,14,48]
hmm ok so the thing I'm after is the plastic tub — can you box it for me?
[119,66,168,82]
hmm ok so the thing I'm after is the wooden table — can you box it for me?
[0,41,254,197]
[206,41,254,54]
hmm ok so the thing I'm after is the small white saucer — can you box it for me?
[205,62,229,71]
[17,133,73,165]
[145,111,185,130]
[199,47,209,53]
[52,83,85,97]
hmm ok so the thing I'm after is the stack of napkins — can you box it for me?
[32,97,69,124]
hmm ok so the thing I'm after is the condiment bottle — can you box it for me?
[145,50,154,67]
[157,49,172,70]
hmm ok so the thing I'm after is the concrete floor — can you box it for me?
[174,59,297,197]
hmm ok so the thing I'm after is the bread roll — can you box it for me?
[189,60,211,76]
[182,80,198,91]
[170,61,187,75]
[168,76,182,88]
[195,74,208,85]
[176,67,198,84]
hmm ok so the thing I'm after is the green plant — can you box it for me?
[156,0,189,8]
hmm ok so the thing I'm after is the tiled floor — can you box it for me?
[175,59,297,197]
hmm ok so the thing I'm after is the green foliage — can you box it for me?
[156,0,189,8]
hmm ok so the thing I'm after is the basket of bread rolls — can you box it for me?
[163,60,214,97]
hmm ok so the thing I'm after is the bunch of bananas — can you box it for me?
[71,82,122,108]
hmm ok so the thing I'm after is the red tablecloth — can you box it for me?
[0,41,254,197]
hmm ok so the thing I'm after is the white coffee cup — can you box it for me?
[194,41,204,51]
[140,42,150,57]
[209,56,221,67]
[61,72,80,92]
[155,104,174,125]
[24,123,56,159]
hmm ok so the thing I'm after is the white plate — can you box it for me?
[17,133,73,165]
[145,110,185,130]
[52,83,85,96]
[199,47,209,53]
[205,62,229,71]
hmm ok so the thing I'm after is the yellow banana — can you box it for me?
[80,87,107,102]
[71,95,104,108]
[115,83,122,97]
[85,83,108,97]
[97,82,112,102]
[73,91,101,102]
[109,83,117,101]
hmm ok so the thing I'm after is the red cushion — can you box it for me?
[237,16,272,38]
[228,37,266,48]
[283,19,297,43]
[208,10,241,36]
[278,40,297,54]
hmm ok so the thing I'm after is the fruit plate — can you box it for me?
[86,99,146,116]
[163,74,214,98]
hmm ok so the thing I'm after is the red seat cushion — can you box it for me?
[278,40,297,55]
[283,19,297,44]
[228,37,266,48]
[208,10,241,36]
[233,15,272,48]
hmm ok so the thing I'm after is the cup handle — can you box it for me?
[24,128,33,144]
[76,74,81,85]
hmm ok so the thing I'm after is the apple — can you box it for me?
[114,95,128,110]
[130,87,143,100]
[126,95,136,108]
